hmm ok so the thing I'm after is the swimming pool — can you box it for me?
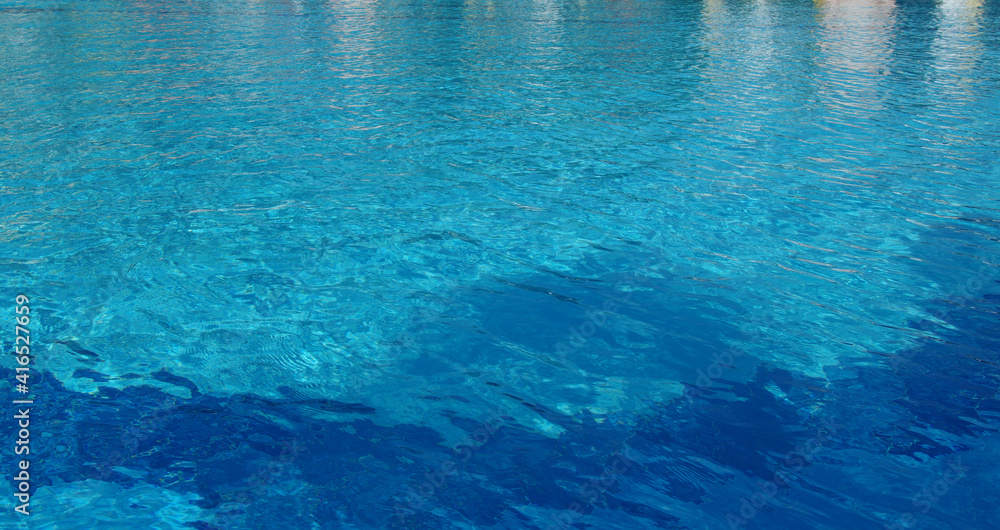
[1,0,998,528]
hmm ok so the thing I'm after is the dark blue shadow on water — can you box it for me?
[2,254,999,529]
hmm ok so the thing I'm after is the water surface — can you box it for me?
[1,0,999,528]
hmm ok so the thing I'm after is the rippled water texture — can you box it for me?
[2,0,999,528]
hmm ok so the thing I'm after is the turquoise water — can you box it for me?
[1,0,999,528]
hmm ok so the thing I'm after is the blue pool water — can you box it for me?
[2,0,999,528]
